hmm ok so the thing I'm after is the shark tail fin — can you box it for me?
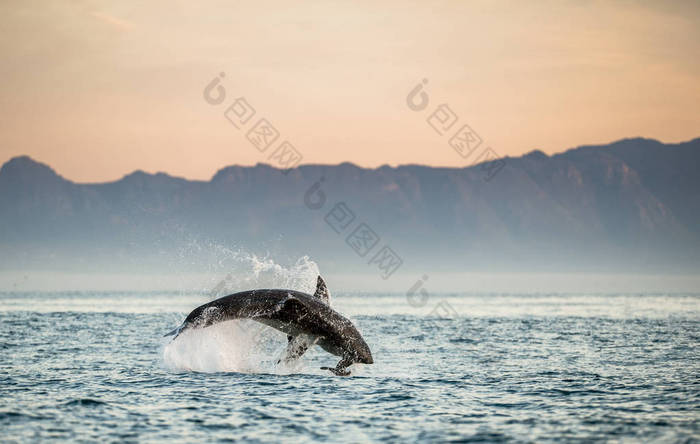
[163,324,184,339]
[313,275,331,305]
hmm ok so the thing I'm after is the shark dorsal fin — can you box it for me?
[313,275,331,305]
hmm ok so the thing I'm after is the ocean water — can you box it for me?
[1,291,699,442]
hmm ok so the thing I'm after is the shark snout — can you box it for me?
[360,353,374,364]
[355,341,374,364]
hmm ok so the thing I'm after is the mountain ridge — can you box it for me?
[7,136,699,185]
[1,137,699,274]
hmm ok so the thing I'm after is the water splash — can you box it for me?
[204,249,320,297]
[162,320,277,373]
[162,251,320,374]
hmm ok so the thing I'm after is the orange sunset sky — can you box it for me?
[1,0,699,182]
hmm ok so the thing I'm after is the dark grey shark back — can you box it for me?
[183,289,349,336]
[166,277,373,373]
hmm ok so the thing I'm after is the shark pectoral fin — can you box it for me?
[320,366,351,376]
[321,356,353,376]
[277,333,316,365]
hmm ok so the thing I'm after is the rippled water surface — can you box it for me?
[1,292,699,442]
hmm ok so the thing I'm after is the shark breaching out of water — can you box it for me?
[164,276,373,376]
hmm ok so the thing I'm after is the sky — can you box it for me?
[0,0,699,182]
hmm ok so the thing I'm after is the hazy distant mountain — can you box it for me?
[1,138,699,274]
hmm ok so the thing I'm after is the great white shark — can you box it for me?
[165,276,373,376]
